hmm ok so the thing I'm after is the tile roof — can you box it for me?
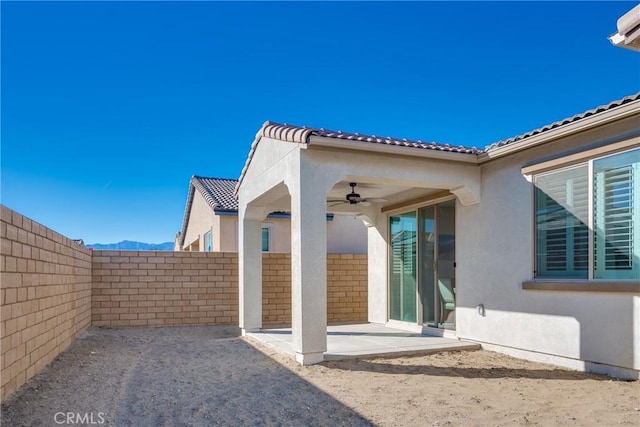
[177,176,238,247]
[235,93,639,196]
[191,176,238,211]
[235,121,481,194]
[486,92,640,150]
[261,121,481,154]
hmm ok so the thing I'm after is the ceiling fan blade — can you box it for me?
[364,198,388,203]
[328,201,347,207]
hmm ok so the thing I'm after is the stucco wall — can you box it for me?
[219,214,367,254]
[327,215,368,254]
[0,206,92,399]
[456,115,640,377]
[181,190,215,251]
[219,215,293,253]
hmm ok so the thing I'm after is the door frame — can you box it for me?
[386,195,457,335]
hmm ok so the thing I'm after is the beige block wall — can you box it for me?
[92,251,239,326]
[262,254,368,324]
[0,203,367,400]
[93,252,368,327]
[327,254,368,322]
[0,206,92,399]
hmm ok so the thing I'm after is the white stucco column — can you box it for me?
[367,213,388,325]
[289,171,330,365]
[238,204,265,335]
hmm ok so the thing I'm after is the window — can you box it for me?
[261,226,270,252]
[204,231,212,252]
[534,148,639,280]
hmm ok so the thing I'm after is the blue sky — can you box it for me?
[2,1,639,244]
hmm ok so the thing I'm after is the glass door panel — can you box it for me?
[436,201,456,329]
[419,206,436,327]
[389,212,417,323]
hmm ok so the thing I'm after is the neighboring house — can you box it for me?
[236,93,640,378]
[175,176,367,253]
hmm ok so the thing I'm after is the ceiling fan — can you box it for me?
[328,182,387,207]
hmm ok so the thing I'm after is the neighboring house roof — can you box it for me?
[192,176,239,211]
[236,92,640,194]
[177,176,238,248]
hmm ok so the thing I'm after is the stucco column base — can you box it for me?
[241,328,260,337]
[295,351,324,365]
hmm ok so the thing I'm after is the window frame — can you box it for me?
[529,145,639,285]
[533,163,591,279]
[261,223,273,252]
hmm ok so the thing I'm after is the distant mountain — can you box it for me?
[86,240,174,251]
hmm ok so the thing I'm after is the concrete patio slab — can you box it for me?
[246,323,480,362]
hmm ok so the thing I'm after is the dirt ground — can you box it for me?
[1,326,638,426]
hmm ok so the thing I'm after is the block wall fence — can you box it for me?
[1,206,368,399]
[1,206,92,399]
[91,252,367,326]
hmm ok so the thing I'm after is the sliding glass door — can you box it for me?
[389,212,417,323]
[390,200,456,329]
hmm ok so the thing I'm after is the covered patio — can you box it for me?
[235,121,481,364]
[246,323,480,361]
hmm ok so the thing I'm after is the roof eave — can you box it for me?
[178,179,197,248]
[479,99,640,162]
[307,135,480,164]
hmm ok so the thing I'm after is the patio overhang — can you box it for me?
[236,122,481,365]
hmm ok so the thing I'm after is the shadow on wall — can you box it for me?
[458,290,637,379]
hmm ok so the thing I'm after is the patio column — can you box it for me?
[366,213,388,325]
[238,204,265,335]
[290,171,329,365]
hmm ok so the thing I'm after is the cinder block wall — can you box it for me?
[262,253,368,324]
[262,253,291,324]
[0,206,92,399]
[93,252,368,327]
[0,204,368,399]
[91,251,239,326]
[327,254,368,322]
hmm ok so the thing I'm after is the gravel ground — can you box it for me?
[1,326,370,426]
[2,325,638,426]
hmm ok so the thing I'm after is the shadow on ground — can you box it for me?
[1,326,373,426]
[322,355,614,381]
